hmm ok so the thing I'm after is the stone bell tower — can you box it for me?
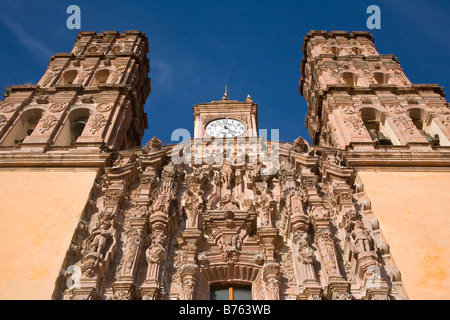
[0,30,150,153]
[299,31,450,300]
[299,30,450,149]
[0,31,151,300]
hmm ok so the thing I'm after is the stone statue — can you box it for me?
[152,191,171,213]
[221,163,234,188]
[352,220,372,253]
[90,221,112,256]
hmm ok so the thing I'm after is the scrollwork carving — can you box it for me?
[39,115,58,133]
[88,114,107,134]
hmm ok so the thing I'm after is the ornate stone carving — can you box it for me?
[302,176,318,190]
[179,263,199,300]
[363,45,377,55]
[221,163,234,188]
[111,290,132,300]
[75,71,90,85]
[81,215,116,279]
[433,104,450,115]
[329,71,343,83]
[326,152,343,167]
[284,188,306,217]
[310,206,330,219]
[34,31,417,302]
[183,187,205,228]
[362,70,375,84]
[344,115,366,135]
[49,103,67,113]
[41,73,57,86]
[293,136,308,153]
[393,115,416,134]
[96,103,113,113]
[350,220,372,254]
[218,194,240,211]
[331,290,352,300]
[127,206,149,219]
[36,95,49,104]
[315,229,341,277]
[342,105,357,114]
[280,252,296,285]
[294,231,317,281]
[0,115,8,128]
[385,104,404,114]
[152,189,173,214]
[88,114,107,134]
[254,187,277,227]
[109,66,126,84]
[39,115,58,133]
[143,136,162,154]
[1,103,19,113]
[120,228,146,276]
[145,233,166,264]
[90,221,113,256]
[393,70,409,85]
[104,189,124,206]
[360,95,372,104]
[81,94,93,103]
[319,44,331,54]
[262,261,281,300]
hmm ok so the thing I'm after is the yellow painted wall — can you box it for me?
[358,171,450,300]
[0,169,98,300]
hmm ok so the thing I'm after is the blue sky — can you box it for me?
[0,0,449,145]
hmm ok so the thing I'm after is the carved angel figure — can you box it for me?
[90,221,113,256]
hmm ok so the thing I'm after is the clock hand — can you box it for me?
[225,127,235,135]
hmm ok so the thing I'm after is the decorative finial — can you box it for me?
[222,84,229,100]
[246,94,252,102]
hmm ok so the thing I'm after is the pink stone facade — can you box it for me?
[1,30,449,300]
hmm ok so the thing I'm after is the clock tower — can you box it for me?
[192,91,258,139]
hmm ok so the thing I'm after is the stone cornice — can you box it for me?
[320,83,445,97]
[343,149,450,169]
[0,152,110,168]
[301,30,374,55]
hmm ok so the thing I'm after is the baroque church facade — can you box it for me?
[0,30,449,300]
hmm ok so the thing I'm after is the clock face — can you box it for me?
[205,118,246,137]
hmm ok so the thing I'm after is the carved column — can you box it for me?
[141,201,170,298]
[73,181,125,300]
[183,167,207,230]
[141,161,180,300]
[314,220,351,300]
[141,218,168,300]
[292,231,322,299]
[178,235,202,300]
[258,225,280,300]
[112,210,149,300]
[262,259,281,300]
